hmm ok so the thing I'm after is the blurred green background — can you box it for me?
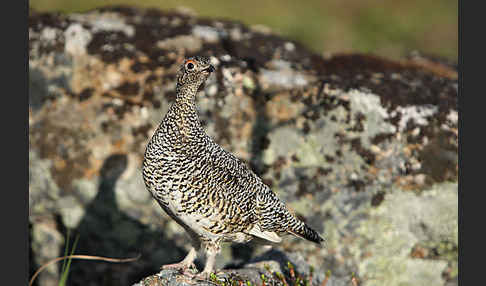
[30,0,458,61]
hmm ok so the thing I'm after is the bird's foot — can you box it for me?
[194,271,221,282]
[161,262,197,276]
[193,272,210,281]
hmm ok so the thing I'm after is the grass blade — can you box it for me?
[60,229,71,275]
[58,234,79,286]
[29,253,140,286]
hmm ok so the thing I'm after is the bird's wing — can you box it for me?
[203,140,290,241]
[248,224,282,243]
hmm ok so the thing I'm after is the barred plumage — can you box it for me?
[142,56,323,276]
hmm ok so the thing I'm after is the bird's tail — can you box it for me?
[256,188,324,245]
[287,219,324,245]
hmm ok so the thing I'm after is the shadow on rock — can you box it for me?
[66,153,186,286]
[247,248,293,270]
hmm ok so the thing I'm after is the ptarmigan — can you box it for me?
[142,56,323,277]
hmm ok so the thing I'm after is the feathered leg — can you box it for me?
[162,246,197,272]
[195,241,221,279]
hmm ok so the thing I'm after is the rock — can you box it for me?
[133,248,350,286]
[353,182,457,286]
[30,217,64,286]
[29,6,457,286]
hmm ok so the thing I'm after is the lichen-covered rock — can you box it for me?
[133,249,342,286]
[29,6,457,286]
[353,182,457,286]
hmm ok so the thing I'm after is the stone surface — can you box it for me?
[29,6,457,286]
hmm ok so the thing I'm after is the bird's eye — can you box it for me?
[186,61,195,70]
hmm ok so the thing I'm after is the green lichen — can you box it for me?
[351,182,457,285]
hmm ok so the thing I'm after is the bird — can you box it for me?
[142,56,324,278]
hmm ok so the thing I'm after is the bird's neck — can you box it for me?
[175,83,199,106]
[164,83,204,142]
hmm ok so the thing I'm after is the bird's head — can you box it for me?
[176,56,215,88]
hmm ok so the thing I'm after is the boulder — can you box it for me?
[29,6,458,286]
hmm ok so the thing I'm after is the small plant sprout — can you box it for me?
[260,273,267,286]
[321,270,331,286]
[210,272,218,282]
[306,265,314,286]
[287,261,296,281]
[351,272,359,286]
[275,272,289,286]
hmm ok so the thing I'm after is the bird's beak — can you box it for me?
[205,65,215,73]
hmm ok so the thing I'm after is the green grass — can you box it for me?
[29,0,457,61]
[29,231,140,286]
[59,230,80,286]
